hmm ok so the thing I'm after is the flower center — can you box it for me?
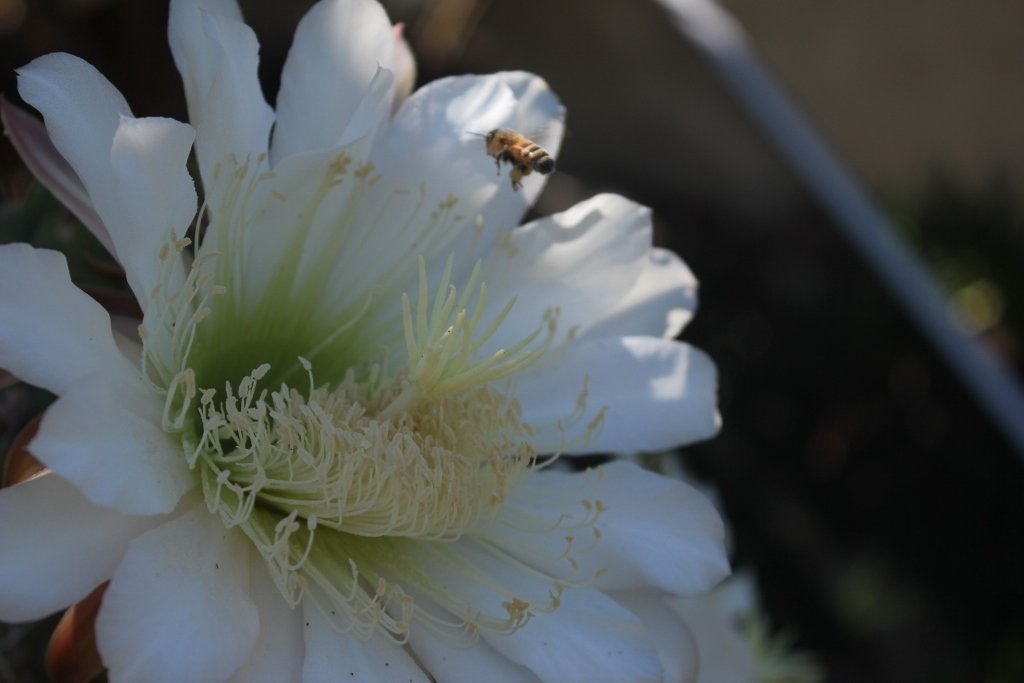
[136,155,596,643]
[192,364,534,541]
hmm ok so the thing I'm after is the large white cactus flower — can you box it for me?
[0,0,727,681]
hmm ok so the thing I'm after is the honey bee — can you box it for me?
[478,128,556,191]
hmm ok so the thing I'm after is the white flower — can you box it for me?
[0,0,727,681]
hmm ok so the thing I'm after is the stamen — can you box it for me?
[389,255,556,417]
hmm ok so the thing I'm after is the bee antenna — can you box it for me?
[466,130,487,138]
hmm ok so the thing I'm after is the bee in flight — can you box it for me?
[475,128,556,191]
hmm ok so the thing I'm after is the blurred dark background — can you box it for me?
[1,1,1023,681]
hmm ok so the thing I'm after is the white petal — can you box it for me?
[482,586,662,683]
[225,144,368,313]
[403,539,558,628]
[403,540,661,683]
[670,576,762,683]
[390,23,417,113]
[108,115,196,299]
[614,591,699,683]
[301,599,429,683]
[228,558,303,683]
[169,0,274,202]
[593,462,730,595]
[675,570,759,624]
[16,53,131,191]
[409,627,541,683]
[0,472,159,622]
[582,247,699,341]
[491,462,730,597]
[374,72,564,258]
[0,97,112,254]
[0,244,134,396]
[271,0,394,163]
[30,372,194,516]
[517,337,720,453]
[16,54,196,311]
[478,193,653,353]
[111,314,144,369]
[335,66,395,160]
[97,504,259,683]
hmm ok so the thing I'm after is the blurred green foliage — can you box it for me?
[889,174,1024,367]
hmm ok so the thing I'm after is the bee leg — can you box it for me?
[509,166,524,191]
[496,151,515,172]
